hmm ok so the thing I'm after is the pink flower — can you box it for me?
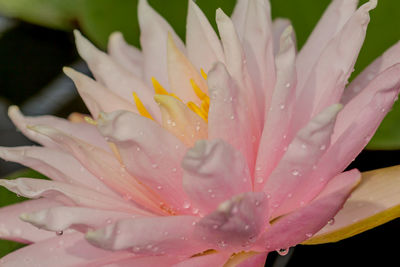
[1,0,400,266]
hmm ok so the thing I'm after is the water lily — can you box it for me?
[1,0,400,266]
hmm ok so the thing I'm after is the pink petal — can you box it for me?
[0,146,119,197]
[231,0,248,39]
[172,252,232,267]
[0,199,60,243]
[108,32,143,78]
[342,41,400,104]
[0,178,139,214]
[0,232,132,267]
[20,206,136,233]
[194,192,269,251]
[7,106,110,151]
[138,0,185,88]
[272,18,296,55]
[63,67,138,119]
[293,0,376,133]
[255,169,361,252]
[28,124,161,215]
[296,0,358,93]
[207,62,259,175]
[167,34,208,104]
[186,0,225,72]
[255,26,297,191]
[102,255,181,267]
[74,31,159,120]
[97,111,192,214]
[86,216,205,257]
[263,104,342,218]
[181,139,252,214]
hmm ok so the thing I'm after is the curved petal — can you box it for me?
[272,18,296,55]
[231,0,248,39]
[97,111,192,214]
[182,139,252,214]
[342,41,400,104]
[297,0,358,92]
[63,67,138,119]
[304,165,400,244]
[154,94,207,147]
[186,0,224,72]
[194,192,269,251]
[108,32,143,78]
[172,252,232,267]
[255,26,297,191]
[102,255,181,267]
[263,104,342,218]
[255,169,361,252]
[138,0,185,87]
[20,206,136,233]
[0,146,119,197]
[0,232,132,267]
[86,216,204,257]
[0,199,60,243]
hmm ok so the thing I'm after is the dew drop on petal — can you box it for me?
[256,177,264,183]
[328,218,335,225]
[157,185,163,190]
[285,83,291,88]
[305,233,313,238]
[291,169,299,176]
[277,248,289,256]
[56,230,63,236]
[319,144,326,151]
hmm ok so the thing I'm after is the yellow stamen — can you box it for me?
[201,98,209,112]
[84,116,98,125]
[200,68,208,80]
[108,142,123,163]
[151,77,169,95]
[190,79,207,100]
[132,92,154,121]
[187,101,208,121]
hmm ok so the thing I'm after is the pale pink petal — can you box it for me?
[263,104,342,218]
[20,206,136,233]
[63,67,138,119]
[0,199,60,243]
[0,232,132,267]
[255,169,361,252]
[216,9,262,126]
[334,64,400,141]
[7,106,110,151]
[86,216,205,257]
[167,34,208,103]
[186,0,225,72]
[207,62,259,175]
[102,255,181,267]
[138,0,185,88]
[172,252,232,267]
[296,0,358,93]
[154,94,207,147]
[272,18,296,55]
[194,192,269,251]
[255,26,297,191]
[0,146,119,197]
[27,124,162,215]
[241,0,275,117]
[74,31,159,120]
[108,32,143,78]
[181,139,252,214]
[293,1,376,133]
[0,178,139,214]
[97,111,193,214]
[231,0,248,39]
[342,41,400,104]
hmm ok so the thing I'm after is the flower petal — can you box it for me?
[172,252,232,267]
[108,32,143,78]
[97,111,192,214]
[138,0,185,88]
[101,255,181,267]
[342,41,400,104]
[181,139,252,214]
[224,252,268,267]
[255,169,361,252]
[272,18,296,55]
[0,232,132,267]
[255,26,297,191]
[296,0,358,92]
[304,165,400,244]
[293,0,376,133]
[194,192,269,251]
[0,146,118,197]
[0,199,60,243]
[86,216,204,257]
[20,206,135,233]
[186,0,225,72]
[154,94,207,147]
[207,62,259,175]
[231,0,248,39]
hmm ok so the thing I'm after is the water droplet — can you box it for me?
[136,147,141,151]
[207,189,213,193]
[287,193,293,198]
[106,218,112,224]
[230,115,235,120]
[210,194,216,198]
[256,177,264,183]
[328,218,335,225]
[301,144,307,149]
[277,248,289,256]
[244,225,250,230]
[255,166,262,171]
[279,104,285,110]
[172,168,177,172]
[255,200,261,207]
[266,194,271,199]
[157,185,163,190]
[192,221,197,226]
[305,233,313,238]
[133,246,140,252]
[381,107,386,113]
[151,163,158,169]
[195,125,201,131]
[291,170,300,176]
[319,144,326,151]
[192,208,199,215]
[285,83,291,88]
[56,230,63,236]
[175,145,180,150]
[218,241,227,248]
[183,202,191,209]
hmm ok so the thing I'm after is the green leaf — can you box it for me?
[0,240,26,258]
[0,0,79,30]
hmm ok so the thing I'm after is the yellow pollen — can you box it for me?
[84,116,98,125]
[200,68,208,80]
[151,77,169,95]
[188,101,208,121]
[132,92,154,121]
[190,79,207,100]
